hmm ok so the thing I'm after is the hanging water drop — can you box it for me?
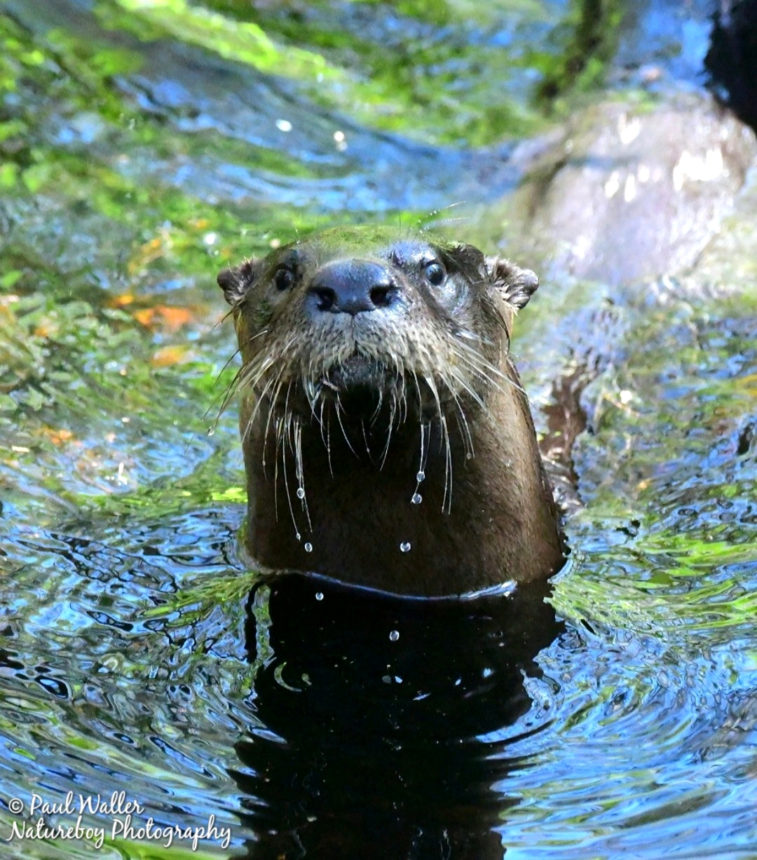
[399,541,411,553]
[296,487,305,500]
[389,629,400,642]
[304,542,313,553]
[411,493,422,505]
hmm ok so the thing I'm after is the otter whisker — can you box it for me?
[246,363,284,427]
[270,391,298,523]
[378,397,397,469]
[360,418,372,459]
[396,370,408,426]
[393,382,405,432]
[409,370,426,420]
[333,393,358,457]
[369,385,385,427]
[281,377,295,434]
[271,413,283,524]
[247,328,270,344]
[423,373,444,426]
[456,354,511,394]
[208,345,247,423]
[433,368,475,459]
[303,376,321,419]
[314,391,331,454]
[261,370,290,474]
[445,365,486,410]
[238,350,278,391]
[276,413,300,535]
[275,403,307,537]
[218,363,242,406]
[450,394,475,459]
[454,341,526,396]
[293,416,312,533]
[231,345,280,402]
[240,373,276,457]
[413,421,431,502]
[440,413,453,515]
[209,362,243,434]
[322,403,335,478]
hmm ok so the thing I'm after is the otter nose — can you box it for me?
[307,260,398,316]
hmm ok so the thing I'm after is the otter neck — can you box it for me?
[240,379,564,596]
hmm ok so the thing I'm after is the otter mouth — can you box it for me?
[319,354,397,416]
[325,354,389,393]
[305,352,470,423]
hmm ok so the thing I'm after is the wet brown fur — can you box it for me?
[219,227,564,596]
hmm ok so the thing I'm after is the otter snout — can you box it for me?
[306,259,399,316]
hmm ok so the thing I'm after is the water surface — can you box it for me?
[1,1,755,857]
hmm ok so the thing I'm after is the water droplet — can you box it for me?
[304,542,313,553]
[399,541,411,553]
[416,470,425,483]
[411,493,422,505]
[465,452,473,460]
[295,532,302,541]
[389,630,400,642]
[296,487,305,499]
[206,427,215,437]
[315,592,324,601]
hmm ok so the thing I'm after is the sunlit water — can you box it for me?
[1,1,756,857]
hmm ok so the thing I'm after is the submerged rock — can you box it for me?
[482,91,757,292]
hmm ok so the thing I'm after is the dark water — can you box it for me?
[1,1,756,857]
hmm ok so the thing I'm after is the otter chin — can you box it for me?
[218,227,564,597]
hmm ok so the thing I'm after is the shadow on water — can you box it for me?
[232,574,563,859]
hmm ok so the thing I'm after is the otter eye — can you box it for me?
[423,259,446,286]
[273,266,295,291]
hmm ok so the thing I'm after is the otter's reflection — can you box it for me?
[231,574,563,858]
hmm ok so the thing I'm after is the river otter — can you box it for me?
[218,227,563,596]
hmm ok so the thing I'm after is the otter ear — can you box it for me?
[486,257,539,310]
[217,259,258,306]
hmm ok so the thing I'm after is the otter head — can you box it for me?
[218,227,561,596]
[219,227,538,430]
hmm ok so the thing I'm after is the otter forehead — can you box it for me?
[265,232,479,275]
